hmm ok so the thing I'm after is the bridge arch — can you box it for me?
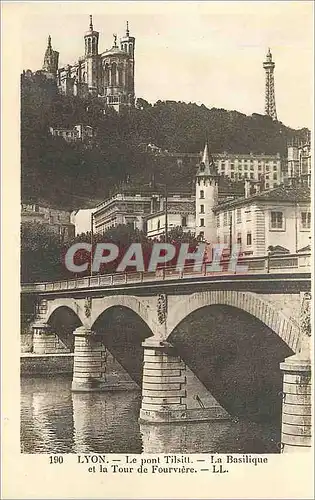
[46,299,87,327]
[167,290,300,353]
[45,304,84,352]
[91,300,154,387]
[90,295,157,336]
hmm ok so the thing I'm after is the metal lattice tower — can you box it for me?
[263,48,277,121]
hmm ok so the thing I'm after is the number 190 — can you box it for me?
[49,455,64,464]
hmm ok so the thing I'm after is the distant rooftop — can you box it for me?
[214,182,310,212]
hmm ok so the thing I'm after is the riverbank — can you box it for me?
[21,353,74,375]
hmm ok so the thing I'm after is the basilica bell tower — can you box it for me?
[84,15,100,94]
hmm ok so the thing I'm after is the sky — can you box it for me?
[17,1,313,129]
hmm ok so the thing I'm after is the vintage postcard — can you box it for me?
[1,1,314,498]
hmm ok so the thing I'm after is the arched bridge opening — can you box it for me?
[167,304,293,423]
[47,306,82,352]
[92,306,153,386]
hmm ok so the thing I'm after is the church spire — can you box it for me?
[126,20,130,36]
[42,34,59,77]
[196,143,217,177]
[201,143,210,168]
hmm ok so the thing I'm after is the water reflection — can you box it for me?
[21,376,75,453]
[72,390,142,454]
[140,420,279,454]
[21,376,279,454]
[140,421,232,454]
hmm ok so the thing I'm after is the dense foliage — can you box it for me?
[21,73,309,210]
[21,222,201,282]
[21,222,65,282]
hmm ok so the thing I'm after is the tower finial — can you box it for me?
[113,33,117,47]
[89,14,93,31]
[126,20,130,36]
[48,35,52,48]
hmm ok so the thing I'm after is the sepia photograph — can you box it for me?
[15,0,312,462]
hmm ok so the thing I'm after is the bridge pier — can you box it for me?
[71,326,138,392]
[280,292,311,452]
[280,353,311,452]
[139,338,188,423]
[71,326,107,392]
[139,338,230,423]
[32,321,70,354]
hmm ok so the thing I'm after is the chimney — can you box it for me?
[244,179,251,198]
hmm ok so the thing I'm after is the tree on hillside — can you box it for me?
[21,75,309,210]
[21,222,65,282]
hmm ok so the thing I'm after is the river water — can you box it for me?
[21,375,280,454]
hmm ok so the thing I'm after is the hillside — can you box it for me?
[21,73,309,210]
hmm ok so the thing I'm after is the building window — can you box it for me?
[244,165,248,170]
[273,173,277,180]
[265,175,269,180]
[271,211,284,230]
[231,172,235,179]
[266,165,270,172]
[216,214,220,227]
[200,218,205,227]
[244,172,248,178]
[301,212,311,230]
[265,182,269,189]
[258,165,262,171]
[181,216,187,227]
[223,212,228,226]
[245,208,252,221]
[273,165,278,171]
[199,231,204,240]
[250,173,254,179]
[200,190,204,199]
[237,232,242,244]
[246,232,252,246]
[200,204,204,214]
[157,220,160,230]
[236,208,242,224]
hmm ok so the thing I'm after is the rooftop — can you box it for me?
[214,182,311,212]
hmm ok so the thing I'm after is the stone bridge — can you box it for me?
[35,288,303,352]
[21,260,311,452]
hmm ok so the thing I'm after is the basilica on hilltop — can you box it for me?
[41,15,135,112]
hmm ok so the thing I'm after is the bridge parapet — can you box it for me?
[21,253,311,294]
